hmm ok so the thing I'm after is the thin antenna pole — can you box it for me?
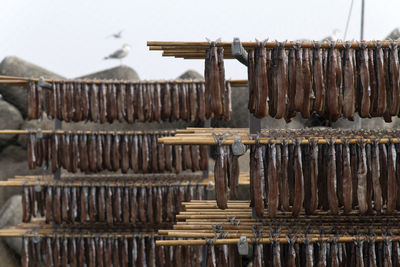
[360,0,365,40]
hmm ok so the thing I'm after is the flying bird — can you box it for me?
[104,44,131,65]
[106,30,124,39]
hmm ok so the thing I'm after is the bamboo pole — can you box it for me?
[156,235,400,246]
[0,129,177,135]
[157,136,400,145]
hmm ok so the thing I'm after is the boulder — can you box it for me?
[0,100,23,148]
[0,195,22,255]
[77,65,140,80]
[0,241,20,267]
[0,56,65,117]
[177,70,204,80]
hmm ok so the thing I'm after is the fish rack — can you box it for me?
[147,38,400,266]
[0,74,234,265]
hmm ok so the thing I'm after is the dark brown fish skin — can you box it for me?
[326,44,339,122]
[88,186,97,222]
[121,134,129,173]
[248,49,256,113]
[387,141,397,214]
[174,145,182,173]
[151,134,158,172]
[223,80,231,121]
[357,142,368,214]
[268,47,277,118]
[77,134,88,173]
[180,83,189,121]
[191,145,200,171]
[280,141,290,211]
[358,42,371,118]
[199,145,209,171]
[294,45,304,113]
[70,134,79,173]
[147,185,154,225]
[292,140,304,217]
[136,83,145,121]
[371,141,382,212]
[368,48,377,116]
[158,134,165,172]
[113,186,122,223]
[166,185,175,222]
[22,186,31,223]
[139,186,147,223]
[389,42,400,115]
[375,42,387,116]
[155,186,163,224]
[117,82,126,122]
[327,140,339,215]
[267,143,279,217]
[152,82,161,121]
[126,83,135,123]
[104,237,112,267]
[275,43,288,119]
[130,134,139,173]
[210,45,223,117]
[27,81,36,120]
[53,237,61,267]
[197,83,206,121]
[343,43,356,120]
[88,133,97,172]
[350,143,359,208]
[313,42,324,115]
[142,135,150,173]
[171,83,180,120]
[112,134,120,171]
[189,82,198,122]
[215,145,228,210]
[53,186,62,224]
[49,81,56,119]
[80,186,88,223]
[45,83,54,119]
[66,82,74,121]
[379,143,388,206]
[45,187,53,223]
[342,141,353,213]
[301,47,312,118]
[61,186,70,222]
[122,187,130,224]
[254,42,269,118]
[161,83,171,121]
[89,82,99,122]
[130,187,137,224]
[107,83,118,122]
[218,47,226,119]
[99,82,107,123]
[27,133,36,170]
[308,140,319,214]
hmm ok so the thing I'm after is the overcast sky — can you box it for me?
[1,0,399,80]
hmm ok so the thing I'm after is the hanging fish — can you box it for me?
[287,45,297,118]
[174,145,182,173]
[147,185,154,225]
[343,42,356,120]
[27,132,36,170]
[142,134,150,173]
[357,141,368,214]
[113,185,122,222]
[136,83,145,121]
[342,140,353,213]
[106,186,113,225]
[358,42,371,118]
[308,139,319,214]
[280,140,290,211]
[248,49,256,113]
[79,134,89,172]
[27,80,37,120]
[130,186,137,224]
[268,142,279,217]
[374,42,387,116]
[389,41,400,116]
[387,140,397,214]
[71,134,79,173]
[139,185,147,223]
[254,41,269,118]
[326,43,339,122]
[121,134,129,173]
[151,133,159,172]
[129,134,139,173]
[210,44,223,117]
[162,83,171,121]
[61,186,70,222]
[88,133,97,172]
[117,82,126,122]
[158,134,165,172]
[107,83,118,122]
[171,83,180,120]
[292,140,304,217]
[313,41,325,115]
[112,134,120,171]
[45,186,53,223]
[301,47,312,118]
[294,44,304,113]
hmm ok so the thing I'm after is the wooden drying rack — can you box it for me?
[0,220,158,238]
[0,74,248,88]
[0,129,182,135]
[157,200,400,246]
[0,172,250,187]
[147,40,397,59]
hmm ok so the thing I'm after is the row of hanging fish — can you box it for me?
[213,145,240,209]
[27,78,232,122]
[27,132,208,173]
[245,237,400,267]
[248,40,400,122]
[22,235,203,267]
[249,139,400,217]
[22,183,206,225]
[204,44,231,121]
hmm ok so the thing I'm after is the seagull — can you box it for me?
[104,44,131,65]
[321,29,341,42]
[106,30,124,39]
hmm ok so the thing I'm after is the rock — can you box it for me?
[0,145,26,163]
[77,65,140,80]
[0,195,22,255]
[0,100,23,149]
[0,241,20,267]
[0,56,65,117]
[17,114,54,148]
[177,70,204,80]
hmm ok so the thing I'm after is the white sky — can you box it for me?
[1,0,399,80]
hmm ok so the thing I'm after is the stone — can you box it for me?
[0,195,22,255]
[77,65,140,80]
[0,241,20,267]
[0,100,23,149]
[385,27,400,40]
[177,70,204,80]
[0,56,65,117]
